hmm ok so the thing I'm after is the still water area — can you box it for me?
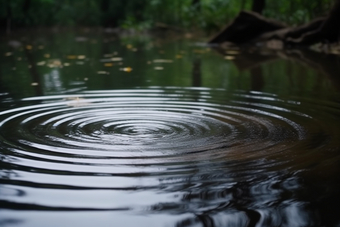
[1,29,340,227]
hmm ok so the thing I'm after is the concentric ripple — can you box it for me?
[0,87,340,214]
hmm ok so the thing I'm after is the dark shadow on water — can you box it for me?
[223,47,340,92]
[148,172,340,227]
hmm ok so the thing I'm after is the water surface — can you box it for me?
[1,30,340,227]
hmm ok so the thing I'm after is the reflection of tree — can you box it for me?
[250,66,264,92]
[216,47,340,92]
[23,45,43,96]
[281,49,340,91]
[148,170,340,227]
[192,58,201,87]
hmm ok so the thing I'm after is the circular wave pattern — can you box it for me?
[0,87,339,213]
[1,89,307,162]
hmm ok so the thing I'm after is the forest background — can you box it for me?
[0,0,336,33]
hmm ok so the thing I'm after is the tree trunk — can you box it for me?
[209,11,286,44]
[209,0,340,47]
[252,0,265,14]
[286,0,340,46]
[6,0,11,34]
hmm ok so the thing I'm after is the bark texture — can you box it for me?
[209,0,340,47]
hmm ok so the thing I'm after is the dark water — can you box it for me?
[1,30,340,227]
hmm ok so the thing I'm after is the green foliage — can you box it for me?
[0,0,336,31]
[263,0,335,25]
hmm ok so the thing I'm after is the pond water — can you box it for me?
[1,30,340,227]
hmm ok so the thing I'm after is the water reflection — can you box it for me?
[0,88,339,226]
[0,31,340,227]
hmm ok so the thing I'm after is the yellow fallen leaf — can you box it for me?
[26,45,33,50]
[175,54,182,59]
[44,54,50,58]
[47,59,62,68]
[126,44,133,49]
[120,67,132,72]
[67,55,77,59]
[104,63,114,67]
[78,55,86,59]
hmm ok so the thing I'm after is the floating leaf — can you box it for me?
[37,61,46,66]
[111,57,123,61]
[44,54,50,58]
[31,82,39,86]
[97,71,109,74]
[26,45,33,50]
[5,52,12,56]
[77,55,86,60]
[225,56,235,60]
[175,54,183,59]
[225,50,240,55]
[153,59,173,63]
[126,44,133,49]
[104,63,114,67]
[154,66,164,70]
[47,59,62,68]
[63,63,70,66]
[67,55,77,59]
[120,67,133,72]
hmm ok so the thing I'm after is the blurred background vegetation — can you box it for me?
[0,0,336,33]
